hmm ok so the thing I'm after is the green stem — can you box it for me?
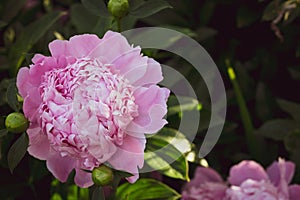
[226,60,258,157]
[116,18,121,32]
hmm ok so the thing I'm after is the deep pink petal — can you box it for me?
[108,135,146,183]
[46,153,76,182]
[88,31,132,62]
[74,168,93,188]
[126,86,169,134]
[27,127,50,160]
[228,160,269,186]
[267,158,295,186]
[184,167,224,190]
[289,185,300,200]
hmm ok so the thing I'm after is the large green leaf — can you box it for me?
[7,132,29,173]
[82,0,110,17]
[0,129,8,138]
[71,4,112,36]
[9,11,64,75]
[2,0,26,22]
[167,95,201,116]
[129,0,172,18]
[6,81,20,112]
[116,178,180,200]
[152,127,192,154]
[262,0,280,21]
[145,132,189,181]
[277,99,300,121]
[255,119,299,141]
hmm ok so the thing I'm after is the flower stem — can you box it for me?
[226,59,260,158]
[116,18,121,32]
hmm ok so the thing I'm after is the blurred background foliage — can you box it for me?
[0,0,300,199]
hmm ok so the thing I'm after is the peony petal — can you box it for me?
[112,48,163,86]
[88,31,132,62]
[267,158,295,186]
[289,185,300,200]
[132,58,163,86]
[27,127,50,160]
[126,86,169,134]
[108,135,146,183]
[16,67,32,97]
[46,153,76,182]
[74,168,93,188]
[49,34,101,58]
[23,87,41,121]
[228,160,269,186]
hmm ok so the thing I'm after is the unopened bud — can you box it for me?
[92,165,114,186]
[5,112,29,133]
[108,0,129,19]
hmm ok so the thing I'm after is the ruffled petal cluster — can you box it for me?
[17,31,169,188]
[182,158,300,200]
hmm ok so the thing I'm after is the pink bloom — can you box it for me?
[226,158,300,200]
[17,31,169,188]
[182,167,227,200]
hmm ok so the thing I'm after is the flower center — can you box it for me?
[39,58,138,164]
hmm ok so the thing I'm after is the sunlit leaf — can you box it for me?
[116,178,180,200]
[7,132,29,173]
[145,135,189,181]
[167,95,200,116]
[129,0,172,18]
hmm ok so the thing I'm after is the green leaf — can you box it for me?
[254,119,299,141]
[7,132,29,173]
[152,127,192,154]
[91,186,105,200]
[116,178,180,200]
[196,27,218,41]
[236,6,259,28]
[51,193,63,200]
[145,134,189,181]
[82,0,110,17]
[0,129,8,138]
[9,11,64,75]
[167,95,200,116]
[284,130,300,152]
[2,0,26,22]
[70,4,99,33]
[129,0,172,18]
[6,82,20,112]
[262,0,280,21]
[277,99,300,121]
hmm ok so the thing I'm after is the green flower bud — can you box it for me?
[5,112,29,133]
[92,165,114,186]
[108,0,129,19]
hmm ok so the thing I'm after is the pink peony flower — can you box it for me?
[182,167,228,200]
[17,31,169,188]
[226,158,300,200]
